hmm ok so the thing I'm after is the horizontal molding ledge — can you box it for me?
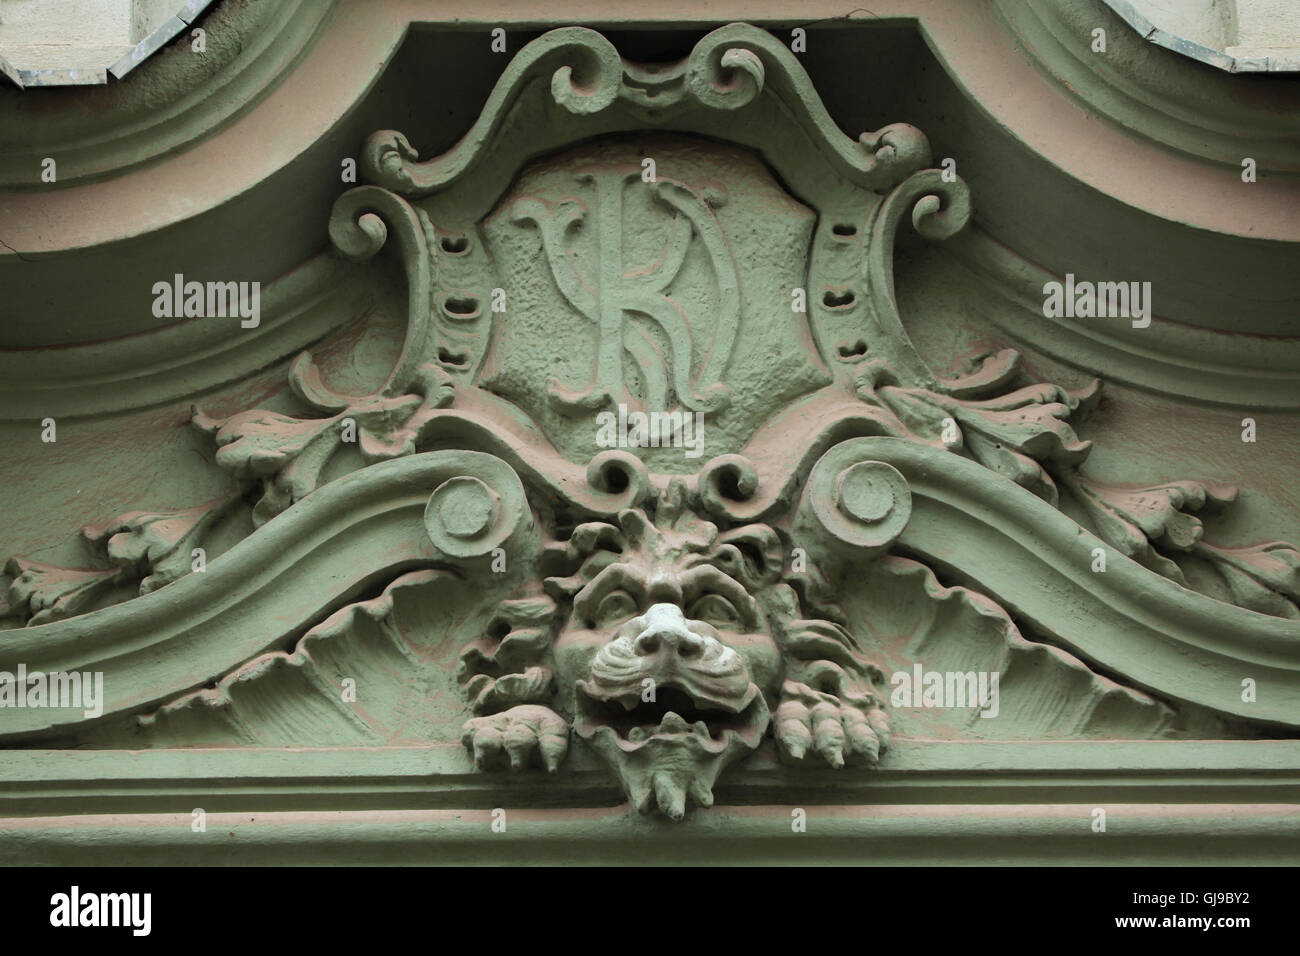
[1,741,1296,811]
[4,806,1294,865]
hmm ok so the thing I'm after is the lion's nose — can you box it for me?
[633,603,707,660]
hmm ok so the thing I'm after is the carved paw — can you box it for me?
[462,705,570,773]
[774,680,889,769]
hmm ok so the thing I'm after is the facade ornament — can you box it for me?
[3,23,1297,822]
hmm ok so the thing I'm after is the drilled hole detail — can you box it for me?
[837,339,868,360]
[823,289,855,309]
[438,348,469,367]
[831,223,857,238]
[441,235,470,254]
[600,463,630,494]
[442,295,481,320]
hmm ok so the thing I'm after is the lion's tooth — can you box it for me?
[691,721,709,738]
[619,696,638,711]
[627,726,648,742]
[660,712,688,732]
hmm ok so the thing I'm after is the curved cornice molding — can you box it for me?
[920,1,1299,336]
[947,230,1300,411]
[0,253,364,421]
[0,0,337,188]
[1000,0,1300,168]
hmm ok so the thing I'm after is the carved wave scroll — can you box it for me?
[6,435,1299,744]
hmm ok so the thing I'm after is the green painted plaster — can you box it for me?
[1,11,1297,858]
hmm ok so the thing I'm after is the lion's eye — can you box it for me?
[687,594,741,629]
[593,590,638,627]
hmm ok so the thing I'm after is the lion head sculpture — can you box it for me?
[457,480,890,819]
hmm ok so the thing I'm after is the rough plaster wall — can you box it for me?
[1231,0,1300,54]
[130,0,177,42]
[1130,0,1300,56]
[1130,0,1236,49]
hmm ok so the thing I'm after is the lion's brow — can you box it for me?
[679,564,762,627]
[571,562,646,618]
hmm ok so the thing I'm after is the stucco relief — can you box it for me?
[2,23,1298,823]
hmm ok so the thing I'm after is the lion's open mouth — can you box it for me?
[574,681,769,753]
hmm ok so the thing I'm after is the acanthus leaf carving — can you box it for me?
[1,492,240,626]
[1064,472,1300,617]
[857,365,1098,505]
[83,494,242,594]
[1065,474,1234,579]
[1195,541,1300,619]
[0,560,120,627]
[193,362,454,526]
